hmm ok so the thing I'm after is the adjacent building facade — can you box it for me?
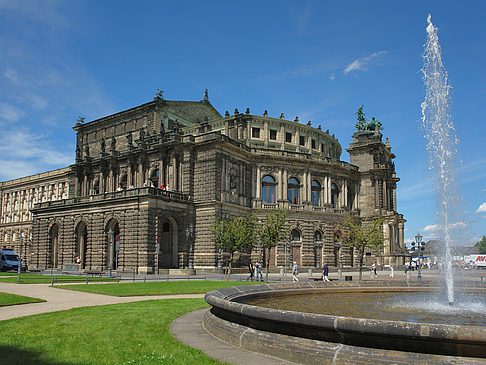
[0,92,406,273]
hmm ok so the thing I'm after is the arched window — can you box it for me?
[49,224,59,268]
[75,222,88,269]
[290,229,301,242]
[288,178,300,204]
[314,231,322,242]
[311,180,321,206]
[150,169,159,188]
[262,175,276,204]
[331,183,339,209]
[347,186,354,210]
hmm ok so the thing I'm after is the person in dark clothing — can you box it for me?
[321,263,330,282]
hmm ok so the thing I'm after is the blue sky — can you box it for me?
[0,1,485,246]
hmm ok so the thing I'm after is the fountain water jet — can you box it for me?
[421,14,458,306]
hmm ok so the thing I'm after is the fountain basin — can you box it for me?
[204,282,486,364]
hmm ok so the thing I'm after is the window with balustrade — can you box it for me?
[311,180,321,206]
[288,177,300,204]
[262,175,276,204]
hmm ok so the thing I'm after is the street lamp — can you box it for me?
[412,232,426,281]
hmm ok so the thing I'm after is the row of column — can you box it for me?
[255,165,358,209]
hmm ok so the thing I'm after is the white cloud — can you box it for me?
[423,224,439,232]
[344,51,388,74]
[422,221,467,232]
[329,73,336,80]
[476,202,486,213]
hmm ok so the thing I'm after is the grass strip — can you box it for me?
[0,299,221,365]
[0,292,45,307]
[0,274,114,284]
[58,280,258,296]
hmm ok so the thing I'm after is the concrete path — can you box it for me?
[0,281,203,321]
[171,308,296,365]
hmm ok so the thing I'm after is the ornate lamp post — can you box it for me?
[412,232,426,281]
[186,224,194,270]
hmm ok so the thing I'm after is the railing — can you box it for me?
[262,203,277,209]
[33,187,189,209]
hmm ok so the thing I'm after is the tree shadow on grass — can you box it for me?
[0,345,73,365]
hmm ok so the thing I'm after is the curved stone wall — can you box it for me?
[204,282,486,364]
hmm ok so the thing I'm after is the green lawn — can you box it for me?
[59,280,258,296]
[0,274,114,284]
[0,299,222,365]
[0,292,45,306]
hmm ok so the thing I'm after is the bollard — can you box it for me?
[86,276,89,285]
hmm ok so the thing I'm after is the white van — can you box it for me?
[0,249,20,271]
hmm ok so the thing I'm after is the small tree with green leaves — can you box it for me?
[476,235,486,254]
[335,216,384,280]
[211,214,258,280]
[258,209,288,282]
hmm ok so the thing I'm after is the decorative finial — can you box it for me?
[326,129,329,134]
[307,121,311,126]
[294,116,299,122]
[203,88,209,101]
[225,110,230,117]
[318,125,321,130]
[155,89,164,99]
[234,108,239,115]
[76,116,85,125]
[245,108,250,114]
[386,138,390,147]
[263,110,268,117]
[280,113,284,119]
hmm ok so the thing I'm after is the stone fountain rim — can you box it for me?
[204,282,486,343]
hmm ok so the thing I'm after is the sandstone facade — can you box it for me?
[0,93,407,273]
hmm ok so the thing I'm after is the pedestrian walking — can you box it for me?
[255,260,263,281]
[292,261,299,282]
[321,263,330,282]
[372,262,377,278]
[389,263,395,278]
[247,261,255,281]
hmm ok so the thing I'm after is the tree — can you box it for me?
[258,209,288,282]
[334,216,384,280]
[211,214,258,280]
[476,235,486,254]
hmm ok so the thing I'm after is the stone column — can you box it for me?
[383,223,390,255]
[278,168,283,200]
[256,166,261,199]
[283,169,288,200]
[307,171,312,203]
[393,188,397,212]
[302,171,307,204]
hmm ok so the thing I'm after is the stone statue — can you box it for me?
[159,121,165,135]
[139,129,145,142]
[76,145,81,159]
[110,136,116,151]
[76,116,85,125]
[126,132,133,146]
[100,138,106,154]
[355,105,383,132]
[203,88,209,101]
[84,144,90,157]
[156,89,164,99]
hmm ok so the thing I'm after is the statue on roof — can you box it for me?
[355,105,383,132]
[203,88,209,101]
[155,89,164,99]
[76,116,85,125]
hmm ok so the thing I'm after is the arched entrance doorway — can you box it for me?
[49,224,59,269]
[75,222,88,269]
[105,219,120,272]
[158,217,178,269]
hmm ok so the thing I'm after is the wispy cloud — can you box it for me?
[344,51,388,74]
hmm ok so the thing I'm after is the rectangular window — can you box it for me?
[269,129,277,140]
[285,132,292,143]
[252,127,260,138]
[321,143,325,152]
[299,136,305,146]
[311,139,316,149]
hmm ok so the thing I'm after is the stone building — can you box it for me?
[0,91,406,273]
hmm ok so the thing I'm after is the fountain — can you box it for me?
[421,14,458,306]
[202,16,486,364]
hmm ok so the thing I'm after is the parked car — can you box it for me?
[0,249,20,271]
